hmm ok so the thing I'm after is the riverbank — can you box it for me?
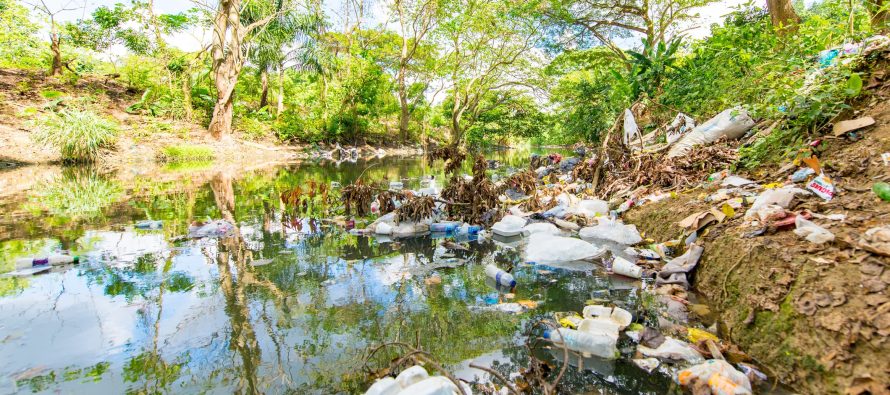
[0,68,422,172]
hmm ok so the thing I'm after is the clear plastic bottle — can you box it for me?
[15,255,79,270]
[484,264,516,288]
[543,327,618,359]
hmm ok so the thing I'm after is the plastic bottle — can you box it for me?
[542,327,618,359]
[15,254,79,270]
[135,220,163,230]
[430,222,459,233]
[484,264,516,288]
[457,224,481,235]
[364,377,400,395]
[874,182,890,202]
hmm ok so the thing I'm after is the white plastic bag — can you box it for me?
[574,199,610,218]
[623,108,641,147]
[744,187,809,221]
[667,107,755,158]
[794,216,835,244]
[522,222,561,235]
[638,337,704,364]
[677,359,753,395]
[666,113,696,145]
[526,233,604,264]
[579,218,642,245]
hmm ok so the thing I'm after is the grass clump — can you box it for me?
[33,109,119,163]
[158,145,216,163]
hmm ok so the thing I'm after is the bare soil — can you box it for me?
[625,66,890,394]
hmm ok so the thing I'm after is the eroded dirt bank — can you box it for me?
[625,86,890,394]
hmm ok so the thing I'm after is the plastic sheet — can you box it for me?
[667,107,755,158]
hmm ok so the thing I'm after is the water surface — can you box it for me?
[0,150,676,394]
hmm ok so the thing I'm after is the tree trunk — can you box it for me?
[50,33,62,76]
[259,69,269,109]
[397,64,410,142]
[208,0,245,139]
[209,89,235,139]
[276,66,284,117]
[767,0,801,33]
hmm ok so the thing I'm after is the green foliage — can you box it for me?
[158,145,216,163]
[25,169,123,220]
[0,0,45,69]
[33,109,119,163]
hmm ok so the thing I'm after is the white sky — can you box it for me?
[30,0,767,53]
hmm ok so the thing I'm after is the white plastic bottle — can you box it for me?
[484,264,516,288]
[543,327,618,359]
[15,255,79,270]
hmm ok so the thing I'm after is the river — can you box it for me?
[0,149,678,394]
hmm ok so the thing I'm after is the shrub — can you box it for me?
[33,109,119,163]
[158,145,216,162]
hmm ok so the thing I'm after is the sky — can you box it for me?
[30,0,760,54]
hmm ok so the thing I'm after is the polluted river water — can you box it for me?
[1,149,701,394]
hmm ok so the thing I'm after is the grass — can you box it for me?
[25,170,122,220]
[158,145,216,163]
[32,109,119,163]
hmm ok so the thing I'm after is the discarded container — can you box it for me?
[794,216,835,244]
[484,264,516,288]
[491,215,527,237]
[365,377,400,395]
[667,107,755,158]
[15,254,79,270]
[582,305,633,329]
[677,359,753,395]
[609,255,643,279]
[389,181,404,191]
[526,233,604,264]
[135,220,163,230]
[398,376,464,395]
[188,220,236,238]
[577,317,621,338]
[544,327,618,359]
[806,173,835,201]
[430,222,459,233]
[873,182,890,202]
[638,337,704,364]
[456,224,481,235]
[579,218,642,245]
[376,222,394,235]
[395,366,429,388]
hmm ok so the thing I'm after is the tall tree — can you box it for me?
[196,0,298,139]
[540,0,715,63]
[24,0,84,76]
[766,0,800,33]
[390,0,439,141]
[436,0,542,144]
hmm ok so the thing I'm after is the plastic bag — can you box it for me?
[188,220,236,238]
[666,113,696,145]
[667,107,755,158]
[656,244,705,289]
[638,337,704,364]
[744,187,809,221]
[573,199,610,218]
[526,233,604,264]
[623,108,641,147]
[522,222,561,235]
[677,359,753,395]
[794,216,835,244]
[579,218,642,245]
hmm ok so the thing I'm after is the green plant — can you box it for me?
[158,145,216,163]
[25,169,122,220]
[33,109,119,163]
[39,90,64,100]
